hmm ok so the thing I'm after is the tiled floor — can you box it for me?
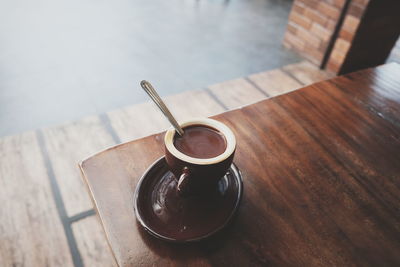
[0,61,333,267]
[0,0,299,137]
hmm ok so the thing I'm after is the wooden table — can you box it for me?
[80,63,400,266]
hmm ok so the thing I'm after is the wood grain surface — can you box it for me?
[208,78,267,109]
[248,68,302,96]
[81,63,400,266]
[72,216,116,267]
[282,61,334,85]
[41,116,116,215]
[0,132,73,266]
[0,61,332,266]
[107,62,324,143]
[107,101,170,143]
[164,89,226,120]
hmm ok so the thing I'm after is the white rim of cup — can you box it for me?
[164,118,236,165]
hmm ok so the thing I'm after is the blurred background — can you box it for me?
[0,0,299,137]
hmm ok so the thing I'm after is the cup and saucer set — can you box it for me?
[133,118,243,243]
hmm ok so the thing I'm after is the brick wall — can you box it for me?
[284,0,345,65]
[326,0,370,72]
[284,0,371,74]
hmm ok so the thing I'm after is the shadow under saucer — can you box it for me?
[134,157,243,243]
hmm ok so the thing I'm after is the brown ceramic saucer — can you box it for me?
[134,157,243,243]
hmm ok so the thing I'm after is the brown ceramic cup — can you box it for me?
[164,118,236,195]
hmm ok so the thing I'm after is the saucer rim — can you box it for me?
[133,156,243,243]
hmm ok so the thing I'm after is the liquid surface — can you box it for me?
[173,125,227,159]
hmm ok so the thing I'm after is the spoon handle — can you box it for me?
[140,80,185,136]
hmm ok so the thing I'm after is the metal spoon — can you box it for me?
[140,80,185,136]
